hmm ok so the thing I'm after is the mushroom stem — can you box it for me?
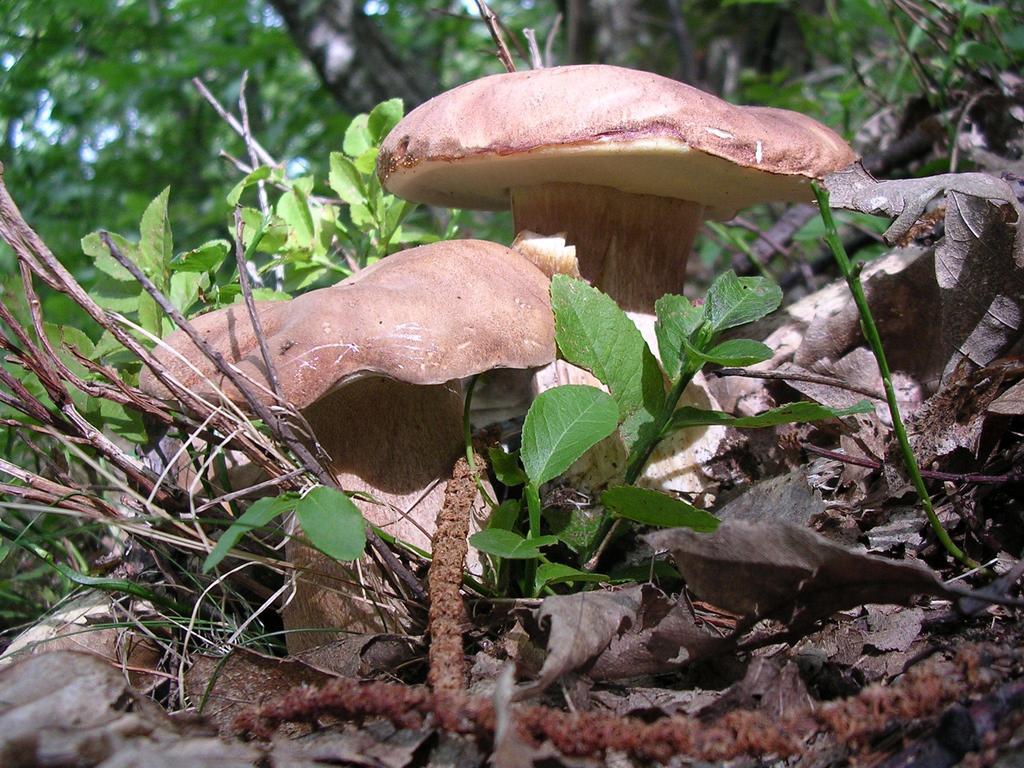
[512,182,705,314]
[283,377,465,652]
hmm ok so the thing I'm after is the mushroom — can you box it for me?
[378,64,856,493]
[142,239,555,651]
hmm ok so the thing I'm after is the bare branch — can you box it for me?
[474,0,517,73]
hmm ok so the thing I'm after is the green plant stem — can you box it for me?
[623,363,698,485]
[812,183,977,569]
[461,375,497,509]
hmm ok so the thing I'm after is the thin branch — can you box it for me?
[543,13,562,67]
[192,77,277,167]
[474,0,517,73]
[803,444,1023,485]
[523,28,543,69]
[711,367,886,401]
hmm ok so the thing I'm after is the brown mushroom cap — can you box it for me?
[378,65,857,219]
[141,239,556,408]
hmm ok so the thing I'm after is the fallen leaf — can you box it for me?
[646,521,954,633]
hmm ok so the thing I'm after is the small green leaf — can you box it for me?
[139,187,172,280]
[668,400,873,432]
[487,499,521,531]
[551,276,666,448]
[469,529,558,559]
[689,338,773,367]
[168,271,203,314]
[343,113,372,158]
[521,385,619,486]
[353,146,379,175]
[294,486,367,562]
[543,504,604,558]
[227,166,272,206]
[328,152,366,206]
[203,493,299,572]
[704,272,782,333]
[488,447,527,487]
[170,240,230,273]
[602,486,719,531]
[654,294,704,378]
[82,231,139,282]
[277,188,315,249]
[98,400,146,443]
[536,562,608,587]
[367,98,403,143]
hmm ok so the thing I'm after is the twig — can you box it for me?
[812,184,977,569]
[543,13,562,67]
[191,77,277,167]
[523,28,543,68]
[473,0,517,73]
[193,467,306,514]
[232,209,284,402]
[98,232,427,603]
[803,444,1022,485]
[711,367,886,401]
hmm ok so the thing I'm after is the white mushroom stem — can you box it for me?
[283,377,466,653]
[512,182,705,314]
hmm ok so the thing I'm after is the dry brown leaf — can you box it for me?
[824,164,1024,384]
[185,648,337,735]
[646,521,954,633]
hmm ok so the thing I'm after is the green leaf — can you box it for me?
[328,152,366,206]
[551,276,665,447]
[654,294,704,378]
[602,486,719,531]
[294,486,367,562]
[170,240,229,273]
[168,271,203,314]
[668,400,874,432]
[688,338,773,367]
[81,231,138,282]
[240,208,288,253]
[520,385,619,486]
[536,562,608,587]
[353,146,379,175]
[704,272,782,333]
[139,186,172,281]
[203,493,299,573]
[277,188,315,249]
[98,399,146,443]
[367,98,403,143]
[137,293,163,338]
[469,529,558,559]
[343,114,372,158]
[226,166,272,207]
[543,504,604,558]
[487,499,521,531]
[488,447,527,487]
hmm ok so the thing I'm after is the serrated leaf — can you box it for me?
[137,292,162,338]
[488,447,527,487]
[654,293,704,378]
[367,98,403,143]
[294,486,366,562]
[551,276,666,447]
[688,338,773,367]
[227,166,272,206]
[139,186,172,282]
[203,493,299,573]
[170,240,229,273]
[328,152,366,207]
[240,208,288,253]
[469,529,558,559]
[704,271,782,333]
[668,400,873,432]
[343,113,372,158]
[521,385,619,486]
[277,188,315,249]
[602,486,719,531]
[536,562,608,587]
